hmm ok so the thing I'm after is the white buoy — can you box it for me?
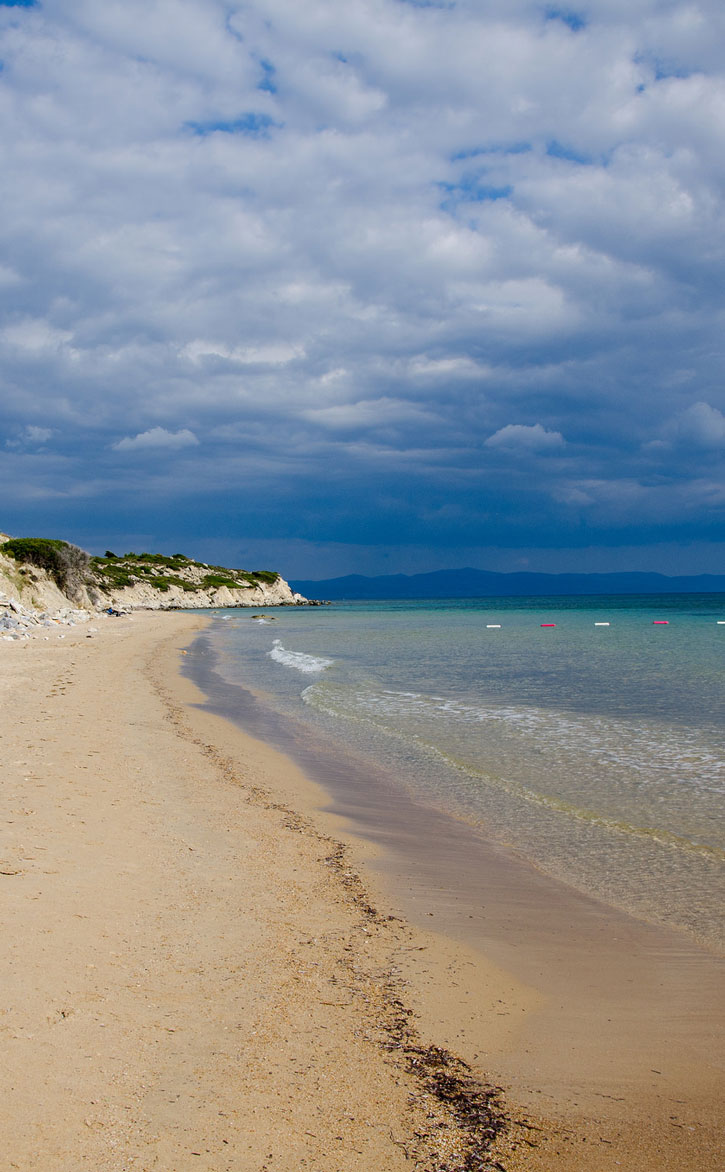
[486,624,501,629]
[718,621,725,625]
[594,622,610,626]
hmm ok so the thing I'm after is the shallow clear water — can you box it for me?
[202,595,725,951]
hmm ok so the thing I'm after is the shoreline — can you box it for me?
[1,611,722,1170]
[184,620,725,1165]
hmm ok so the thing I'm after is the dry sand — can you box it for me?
[1,611,722,1170]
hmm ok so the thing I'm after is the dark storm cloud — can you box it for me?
[0,0,723,573]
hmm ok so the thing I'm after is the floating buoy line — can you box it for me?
[479,618,725,628]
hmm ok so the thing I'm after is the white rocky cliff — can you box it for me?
[0,532,311,621]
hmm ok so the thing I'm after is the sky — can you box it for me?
[1,0,724,579]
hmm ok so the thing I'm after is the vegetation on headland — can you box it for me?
[91,552,280,593]
[1,535,287,605]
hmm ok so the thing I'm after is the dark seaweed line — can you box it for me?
[150,646,514,1171]
[321,837,509,1172]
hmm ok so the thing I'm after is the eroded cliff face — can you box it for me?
[0,538,95,612]
[100,574,305,611]
[0,533,309,613]
[90,552,308,609]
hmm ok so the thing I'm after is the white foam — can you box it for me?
[305,684,725,795]
[268,639,333,674]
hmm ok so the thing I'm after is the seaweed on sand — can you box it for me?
[321,839,509,1171]
[151,661,512,1171]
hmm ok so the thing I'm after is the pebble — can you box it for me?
[0,592,96,644]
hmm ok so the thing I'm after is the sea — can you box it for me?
[189,593,725,955]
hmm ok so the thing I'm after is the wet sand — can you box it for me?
[1,611,722,1170]
[187,626,725,1170]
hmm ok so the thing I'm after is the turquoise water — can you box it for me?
[201,595,725,952]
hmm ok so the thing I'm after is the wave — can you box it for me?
[326,687,725,793]
[268,639,333,674]
[301,682,725,860]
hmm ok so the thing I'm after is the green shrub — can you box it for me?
[90,559,137,589]
[151,575,200,592]
[135,552,197,569]
[105,572,134,588]
[87,549,282,599]
[201,574,243,590]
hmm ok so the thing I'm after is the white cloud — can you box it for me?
[3,319,73,353]
[408,356,489,379]
[0,264,21,288]
[25,425,53,444]
[675,401,725,447]
[485,423,565,451]
[4,424,54,451]
[551,473,725,525]
[112,427,199,451]
[183,340,304,366]
[303,396,433,430]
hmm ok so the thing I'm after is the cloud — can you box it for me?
[3,319,73,354]
[24,424,53,444]
[112,427,199,452]
[485,423,565,451]
[408,356,486,379]
[183,340,304,366]
[4,423,53,450]
[0,0,724,570]
[303,397,433,431]
[675,401,725,448]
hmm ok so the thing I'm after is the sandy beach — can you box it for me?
[1,611,723,1171]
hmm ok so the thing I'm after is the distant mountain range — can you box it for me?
[290,567,725,600]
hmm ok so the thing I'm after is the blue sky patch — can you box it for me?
[634,51,692,82]
[257,58,277,94]
[224,12,244,43]
[544,8,586,31]
[546,139,591,164]
[452,142,531,162]
[187,112,279,138]
[439,179,513,212]
[653,60,692,81]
